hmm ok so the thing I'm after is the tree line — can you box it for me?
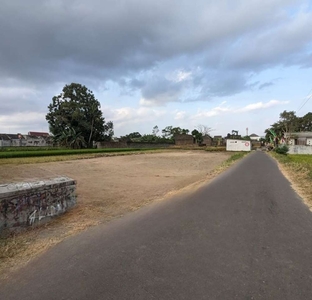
[120,125,211,144]
[264,110,312,142]
[46,83,212,149]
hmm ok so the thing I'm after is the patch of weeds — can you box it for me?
[270,152,312,208]
[226,152,248,163]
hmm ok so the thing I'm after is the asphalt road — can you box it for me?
[1,151,312,300]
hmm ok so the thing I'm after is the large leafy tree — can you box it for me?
[265,110,312,143]
[162,126,189,139]
[191,129,203,144]
[46,83,113,148]
[298,112,312,131]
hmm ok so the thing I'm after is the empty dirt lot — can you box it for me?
[0,150,231,276]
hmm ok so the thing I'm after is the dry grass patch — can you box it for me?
[0,150,246,278]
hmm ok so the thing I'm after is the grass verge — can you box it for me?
[271,153,312,209]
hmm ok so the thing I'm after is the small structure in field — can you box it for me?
[174,134,195,146]
[226,139,251,151]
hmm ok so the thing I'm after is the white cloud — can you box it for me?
[191,99,289,120]
[168,70,193,82]
[174,111,187,120]
[192,103,232,118]
[103,106,167,130]
[236,100,289,112]
[0,112,48,133]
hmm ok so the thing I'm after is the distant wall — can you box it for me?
[97,141,172,149]
[288,145,312,154]
[96,141,128,148]
[174,134,194,146]
[0,177,76,234]
[226,139,251,152]
[0,140,11,147]
[127,142,172,148]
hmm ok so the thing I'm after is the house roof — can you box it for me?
[28,131,50,137]
[285,132,312,138]
[25,135,41,139]
[249,133,259,137]
[0,134,10,140]
[5,134,20,139]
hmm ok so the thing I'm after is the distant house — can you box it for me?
[284,132,312,146]
[24,131,51,147]
[0,132,51,147]
[249,133,260,141]
[6,134,25,146]
[202,135,213,146]
[213,135,224,146]
[0,134,11,147]
[0,133,26,147]
[28,131,50,137]
[174,134,195,146]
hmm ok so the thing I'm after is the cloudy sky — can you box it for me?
[0,0,312,137]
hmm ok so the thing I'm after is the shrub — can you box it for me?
[274,145,289,155]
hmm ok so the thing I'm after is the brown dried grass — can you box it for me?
[0,151,243,279]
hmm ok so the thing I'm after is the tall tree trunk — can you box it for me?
[88,118,94,148]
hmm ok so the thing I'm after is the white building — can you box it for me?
[284,132,312,146]
[249,133,260,141]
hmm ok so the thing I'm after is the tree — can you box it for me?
[279,110,299,139]
[298,112,312,131]
[196,124,212,136]
[162,126,189,139]
[120,132,142,141]
[46,83,113,148]
[191,129,203,144]
[152,125,159,136]
[264,110,300,144]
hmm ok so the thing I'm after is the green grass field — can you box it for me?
[0,147,162,159]
[275,154,312,179]
[287,154,312,179]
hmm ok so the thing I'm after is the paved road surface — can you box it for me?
[1,151,312,299]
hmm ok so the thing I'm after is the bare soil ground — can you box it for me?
[0,151,231,277]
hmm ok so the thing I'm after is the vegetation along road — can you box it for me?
[1,151,312,299]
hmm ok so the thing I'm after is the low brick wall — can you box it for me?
[0,177,76,234]
[288,145,312,154]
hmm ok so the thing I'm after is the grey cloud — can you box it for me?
[259,82,274,90]
[0,0,311,111]
[141,77,185,105]
[0,0,307,83]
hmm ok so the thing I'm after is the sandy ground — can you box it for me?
[0,151,231,276]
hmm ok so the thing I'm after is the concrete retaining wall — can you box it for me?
[288,145,312,154]
[0,177,76,234]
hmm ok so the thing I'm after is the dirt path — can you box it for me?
[0,151,231,277]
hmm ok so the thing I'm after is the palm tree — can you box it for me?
[56,128,86,149]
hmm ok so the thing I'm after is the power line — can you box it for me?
[296,87,312,113]
[297,93,312,113]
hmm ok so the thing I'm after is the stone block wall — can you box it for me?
[288,145,312,154]
[0,177,76,234]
